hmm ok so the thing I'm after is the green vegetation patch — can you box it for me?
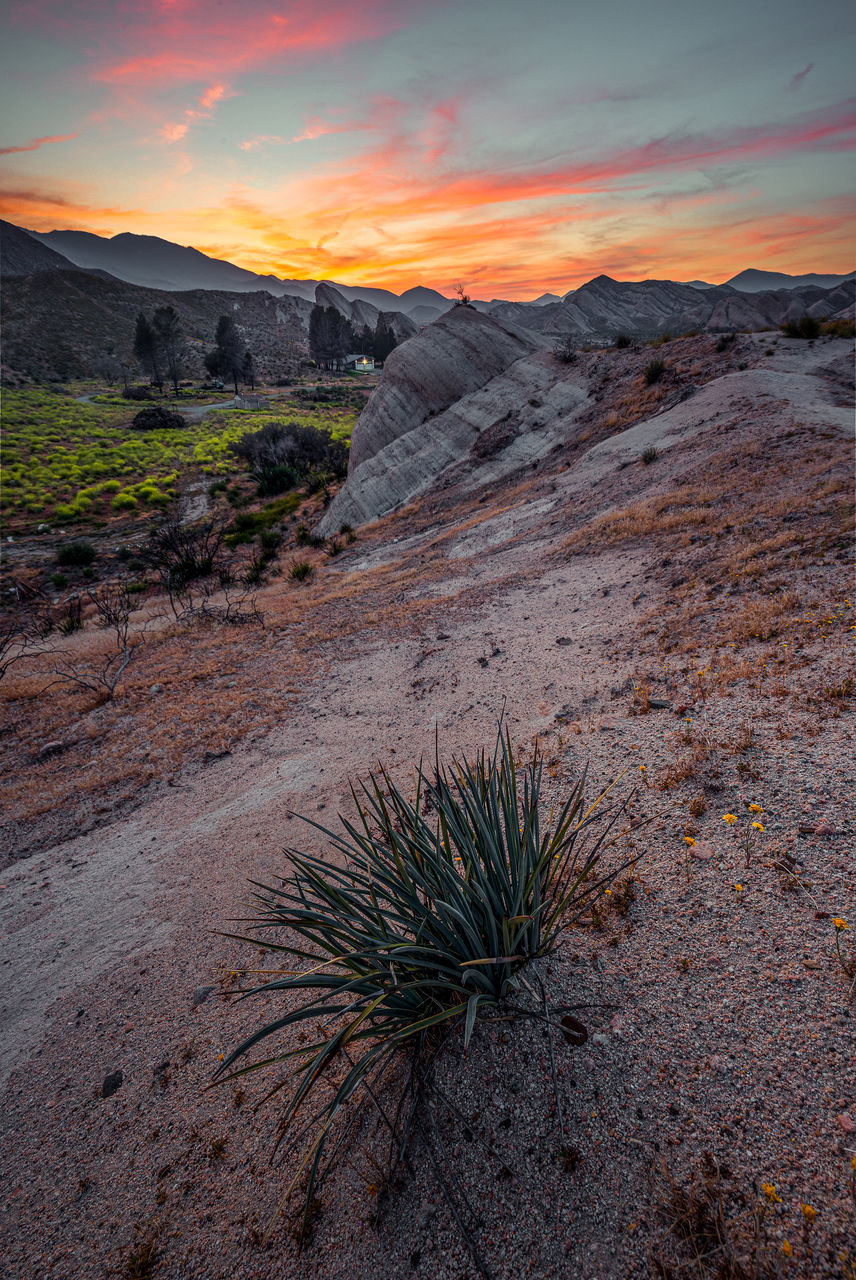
[1,390,358,531]
[225,493,303,545]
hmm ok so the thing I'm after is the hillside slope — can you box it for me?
[0,269,312,381]
[0,330,852,1280]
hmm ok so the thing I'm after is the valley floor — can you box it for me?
[0,334,853,1280]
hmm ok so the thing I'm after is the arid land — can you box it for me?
[1,329,854,1280]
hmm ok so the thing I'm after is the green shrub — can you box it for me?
[216,726,629,1231]
[112,492,138,511]
[51,572,68,589]
[782,315,821,340]
[295,522,323,548]
[715,332,736,352]
[614,332,631,349]
[288,559,313,581]
[258,528,282,558]
[225,494,302,546]
[644,358,665,386]
[641,445,658,465]
[56,539,96,567]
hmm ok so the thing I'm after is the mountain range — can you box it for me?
[0,219,852,383]
[9,222,854,313]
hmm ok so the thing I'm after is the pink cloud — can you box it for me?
[0,133,76,156]
[161,81,235,144]
[86,1,410,87]
[788,63,814,92]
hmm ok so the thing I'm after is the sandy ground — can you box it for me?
[1,333,854,1280]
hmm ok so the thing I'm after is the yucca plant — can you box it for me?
[216,724,631,1238]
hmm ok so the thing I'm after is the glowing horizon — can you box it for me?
[1,0,853,300]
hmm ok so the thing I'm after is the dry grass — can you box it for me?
[0,501,472,856]
[650,1152,778,1279]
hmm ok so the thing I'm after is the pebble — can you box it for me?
[101,1071,123,1099]
[837,1112,855,1133]
[192,985,215,1006]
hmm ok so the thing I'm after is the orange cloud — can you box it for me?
[161,82,235,144]
[0,133,76,156]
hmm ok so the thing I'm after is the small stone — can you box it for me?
[591,1032,608,1045]
[36,741,66,761]
[815,822,836,836]
[192,985,215,1006]
[555,637,572,646]
[691,841,714,861]
[802,960,821,971]
[837,1112,856,1133]
[709,1055,730,1073]
[101,1070,123,1099]
[707,956,724,969]
[149,683,162,694]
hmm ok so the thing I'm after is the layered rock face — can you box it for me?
[316,307,543,532]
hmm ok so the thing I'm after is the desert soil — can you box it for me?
[1,333,854,1280]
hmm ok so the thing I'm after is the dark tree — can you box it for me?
[358,323,374,356]
[241,350,255,390]
[206,315,245,393]
[151,305,185,393]
[372,315,397,364]
[133,312,163,391]
[309,305,353,369]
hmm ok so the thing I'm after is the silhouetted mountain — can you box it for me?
[22,225,454,316]
[29,228,298,297]
[1,220,82,277]
[725,268,855,293]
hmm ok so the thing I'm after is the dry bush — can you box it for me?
[650,1152,778,1279]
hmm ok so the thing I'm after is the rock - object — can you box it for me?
[317,306,544,533]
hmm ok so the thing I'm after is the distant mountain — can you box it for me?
[313,283,418,344]
[29,228,302,298]
[1,220,83,277]
[683,280,717,290]
[487,274,854,340]
[527,293,563,306]
[725,268,855,293]
[22,225,453,317]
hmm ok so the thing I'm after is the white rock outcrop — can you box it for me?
[317,306,543,532]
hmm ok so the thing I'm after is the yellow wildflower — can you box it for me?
[782,1240,793,1257]
[851,1156,856,1172]
[748,803,763,813]
[217,1053,225,1062]
[761,1182,782,1204]
[834,918,848,931]
[684,836,697,847]
[800,1203,817,1224]
[723,813,738,824]
[752,822,765,832]
[734,883,743,891]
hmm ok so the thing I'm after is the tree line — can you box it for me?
[308,305,399,369]
[132,309,254,394]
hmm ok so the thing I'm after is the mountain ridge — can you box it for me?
[12,221,852,311]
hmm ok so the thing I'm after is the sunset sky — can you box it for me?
[1,0,853,299]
